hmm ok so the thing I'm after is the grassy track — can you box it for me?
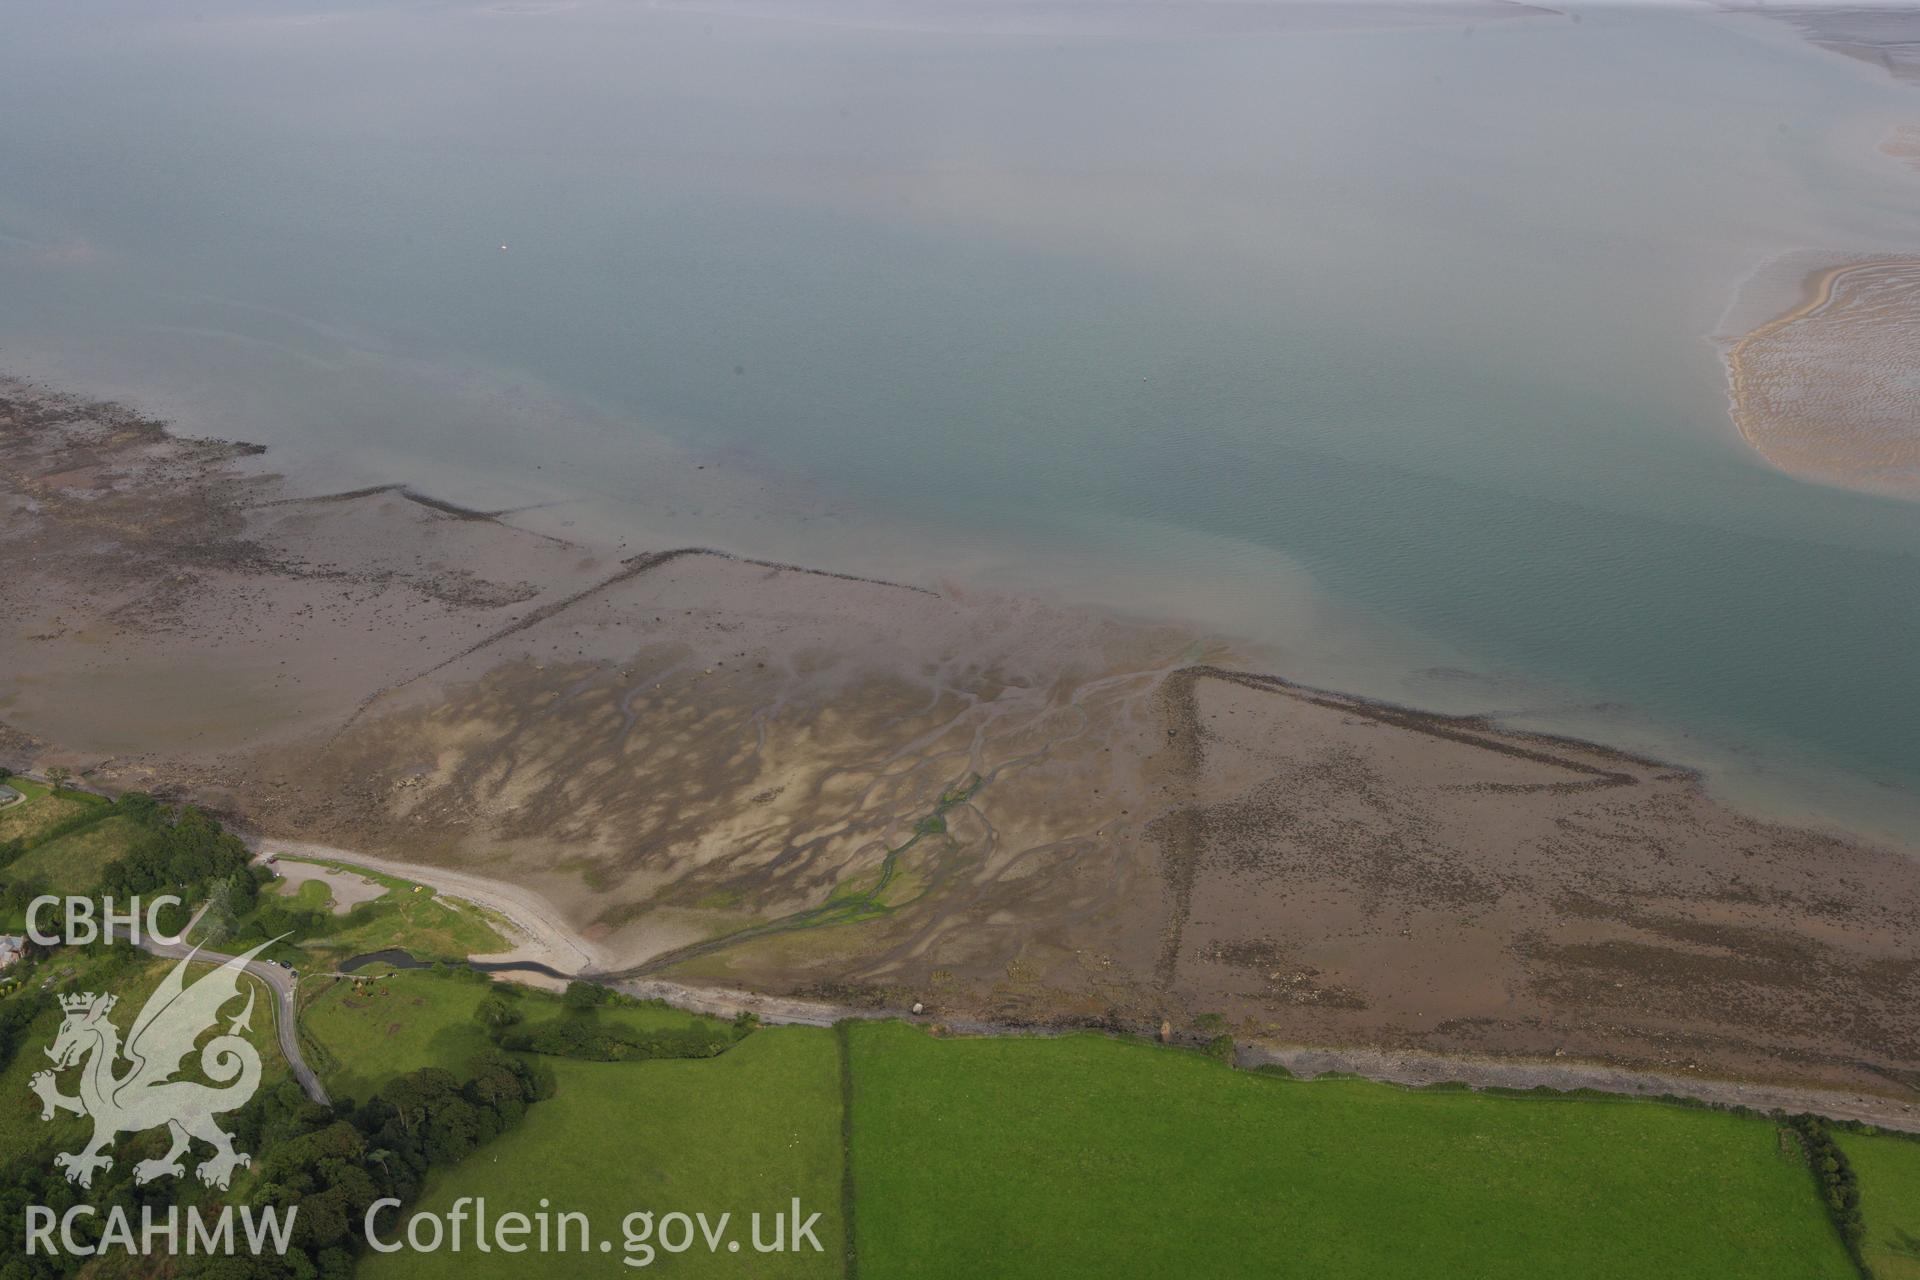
[358,1027,845,1280]
[0,776,50,805]
[837,1020,859,1280]
[845,1022,1856,1280]
[1836,1130,1920,1279]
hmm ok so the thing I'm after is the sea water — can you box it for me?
[3,0,1918,839]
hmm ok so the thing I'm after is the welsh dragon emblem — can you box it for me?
[29,941,274,1190]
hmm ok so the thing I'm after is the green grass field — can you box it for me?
[0,783,108,847]
[359,1026,845,1280]
[0,949,285,1161]
[845,1022,1856,1280]
[2,813,144,893]
[299,966,503,1101]
[1838,1130,1920,1279]
[0,776,50,805]
[270,876,334,912]
[4,929,1899,1280]
[301,965,743,1102]
[332,1009,1885,1280]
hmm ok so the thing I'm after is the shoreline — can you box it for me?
[8,362,1912,854]
[0,370,1911,856]
[260,835,1920,1132]
[4,375,1918,1100]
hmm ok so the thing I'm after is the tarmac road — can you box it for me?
[135,906,330,1107]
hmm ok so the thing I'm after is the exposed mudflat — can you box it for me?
[3,378,1917,1100]
[1733,3,1920,86]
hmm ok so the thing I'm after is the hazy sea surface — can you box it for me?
[4,0,1919,839]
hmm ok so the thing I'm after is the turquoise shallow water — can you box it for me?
[2,1,1917,837]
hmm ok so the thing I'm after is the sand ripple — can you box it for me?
[1883,124,1920,174]
[1724,258,1920,499]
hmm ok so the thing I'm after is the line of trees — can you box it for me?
[0,787,565,1279]
[478,978,754,1062]
[98,801,253,904]
[0,791,254,938]
[0,987,50,1074]
[1788,1113,1872,1278]
[0,1050,544,1280]
[219,874,368,951]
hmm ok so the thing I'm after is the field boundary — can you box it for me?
[839,1019,860,1280]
